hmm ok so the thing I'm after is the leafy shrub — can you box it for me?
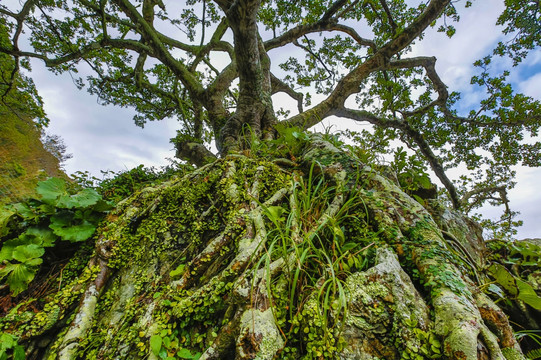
[0,178,111,295]
[73,164,191,204]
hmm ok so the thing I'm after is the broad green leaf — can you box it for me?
[12,244,44,263]
[489,264,541,309]
[488,264,518,296]
[150,335,163,356]
[36,178,67,203]
[13,203,36,220]
[0,261,38,295]
[516,277,541,310]
[170,264,185,278]
[0,207,15,237]
[38,203,57,215]
[177,348,195,359]
[0,238,39,262]
[0,333,16,349]
[57,188,101,209]
[50,220,96,242]
[265,206,285,223]
[24,227,58,247]
[49,212,73,229]
[92,199,114,212]
[13,345,25,360]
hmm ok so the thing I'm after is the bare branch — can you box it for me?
[461,186,510,214]
[270,74,304,113]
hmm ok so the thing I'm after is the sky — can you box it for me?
[18,0,541,239]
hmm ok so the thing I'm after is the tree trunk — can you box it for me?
[1,134,535,360]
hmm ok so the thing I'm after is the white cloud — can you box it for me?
[519,72,541,98]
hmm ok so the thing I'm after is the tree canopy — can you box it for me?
[0,0,539,234]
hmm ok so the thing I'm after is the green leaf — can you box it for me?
[12,244,44,263]
[56,188,102,209]
[489,264,541,310]
[24,227,58,247]
[0,333,16,350]
[150,335,163,356]
[0,238,40,262]
[170,264,185,278]
[264,206,285,223]
[177,348,195,359]
[13,203,36,220]
[488,264,519,296]
[13,345,25,360]
[50,220,96,242]
[36,178,67,203]
[0,207,16,237]
[0,262,39,295]
[92,199,114,212]
[516,278,541,310]
[332,225,345,242]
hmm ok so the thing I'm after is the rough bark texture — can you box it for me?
[0,134,536,360]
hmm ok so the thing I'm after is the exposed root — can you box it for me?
[1,135,530,359]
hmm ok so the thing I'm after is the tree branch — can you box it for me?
[332,106,461,209]
[270,74,303,113]
[112,0,205,100]
[284,0,451,132]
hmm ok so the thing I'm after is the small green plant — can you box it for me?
[515,330,541,360]
[0,177,111,295]
[0,332,25,360]
[73,164,191,204]
[259,164,376,358]
[484,239,541,310]
[149,331,201,360]
[270,123,311,158]
[391,147,434,202]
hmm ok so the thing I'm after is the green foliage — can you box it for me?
[515,330,541,360]
[487,263,541,310]
[0,20,48,127]
[391,147,433,201]
[261,164,377,358]
[148,331,202,360]
[493,0,540,65]
[0,178,111,295]
[402,318,442,360]
[0,332,25,360]
[0,0,538,236]
[484,238,541,316]
[73,164,191,204]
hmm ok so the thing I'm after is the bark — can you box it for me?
[0,134,535,360]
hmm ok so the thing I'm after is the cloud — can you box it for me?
[32,68,177,178]
[518,72,541,98]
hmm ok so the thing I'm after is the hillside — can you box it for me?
[0,109,64,204]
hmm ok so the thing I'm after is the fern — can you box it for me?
[527,348,541,360]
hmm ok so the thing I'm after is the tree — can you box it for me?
[0,0,540,359]
[0,0,539,220]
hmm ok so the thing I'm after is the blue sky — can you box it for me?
[22,0,541,238]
